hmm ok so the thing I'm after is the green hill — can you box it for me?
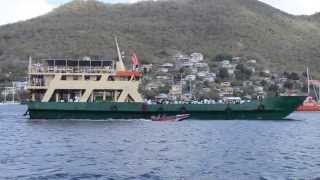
[0,0,320,81]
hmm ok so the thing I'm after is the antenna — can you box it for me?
[115,36,122,62]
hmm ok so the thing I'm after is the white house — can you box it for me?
[159,68,169,73]
[197,72,207,78]
[190,53,204,63]
[161,63,174,68]
[204,77,215,82]
[185,75,196,81]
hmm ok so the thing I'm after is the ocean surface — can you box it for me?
[1,105,320,180]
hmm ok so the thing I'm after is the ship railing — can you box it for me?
[30,65,114,74]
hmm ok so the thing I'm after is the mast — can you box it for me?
[12,82,15,104]
[4,88,6,103]
[307,67,310,95]
[28,56,32,85]
[189,80,192,96]
[114,37,126,71]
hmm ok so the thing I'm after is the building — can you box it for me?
[243,81,253,87]
[195,62,208,68]
[156,75,170,80]
[14,81,28,91]
[219,87,234,97]
[204,77,215,82]
[190,53,204,63]
[161,63,174,68]
[254,86,264,94]
[185,75,196,81]
[141,64,153,73]
[197,72,207,78]
[145,82,161,91]
[159,68,169,73]
[169,84,183,96]
[221,81,231,87]
[247,59,257,64]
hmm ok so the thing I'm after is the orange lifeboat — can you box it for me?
[297,96,320,111]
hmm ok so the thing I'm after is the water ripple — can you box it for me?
[1,105,320,179]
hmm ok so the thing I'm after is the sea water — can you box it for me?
[0,105,320,180]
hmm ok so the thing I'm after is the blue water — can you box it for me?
[1,105,320,180]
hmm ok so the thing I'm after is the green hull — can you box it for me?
[27,96,306,120]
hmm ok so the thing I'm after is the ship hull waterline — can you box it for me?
[27,96,306,120]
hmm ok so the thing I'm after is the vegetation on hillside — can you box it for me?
[0,0,320,82]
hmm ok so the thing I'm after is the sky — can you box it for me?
[0,0,319,26]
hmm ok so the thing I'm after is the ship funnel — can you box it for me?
[114,36,126,71]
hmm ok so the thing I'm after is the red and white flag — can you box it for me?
[131,51,139,66]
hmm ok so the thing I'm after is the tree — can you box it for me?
[283,80,293,89]
[212,53,233,62]
[268,84,279,92]
[235,64,252,80]
[218,68,229,79]
[288,72,299,80]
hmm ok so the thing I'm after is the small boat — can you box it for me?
[297,68,320,112]
[297,96,320,111]
[151,114,190,122]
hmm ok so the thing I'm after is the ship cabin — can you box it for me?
[27,57,144,103]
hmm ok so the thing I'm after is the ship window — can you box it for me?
[108,76,114,81]
[61,75,67,80]
[79,61,90,66]
[91,61,102,67]
[96,76,101,81]
[67,60,77,67]
[56,60,67,66]
[84,75,90,80]
[103,61,112,66]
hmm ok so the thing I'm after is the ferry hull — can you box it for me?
[27,96,305,120]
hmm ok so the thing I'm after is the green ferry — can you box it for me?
[26,39,305,120]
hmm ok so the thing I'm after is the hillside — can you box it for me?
[0,0,320,81]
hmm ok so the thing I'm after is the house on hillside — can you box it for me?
[141,64,153,73]
[243,81,253,87]
[232,57,241,62]
[159,63,174,72]
[254,86,264,94]
[161,63,174,68]
[190,53,204,63]
[247,59,257,64]
[174,53,191,69]
[185,75,196,81]
[221,81,231,87]
[219,87,234,97]
[169,84,183,97]
[220,60,230,68]
[156,75,170,80]
[146,82,161,91]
